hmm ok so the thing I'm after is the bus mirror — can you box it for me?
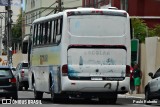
[22,42,28,54]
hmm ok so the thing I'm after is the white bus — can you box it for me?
[24,8,131,103]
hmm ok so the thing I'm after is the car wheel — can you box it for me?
[33,83,43,100]
[17,79,22,91]
[12,93,18,100]
[24,86,28,91]
[145,89,152,105]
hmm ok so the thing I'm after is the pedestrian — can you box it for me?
[129,63,135,94]
[133,62,142,94]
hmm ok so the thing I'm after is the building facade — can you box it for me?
[24,0,82,39]
[83,0,160,28]
[0,0,21,55]
[24,0,57,39]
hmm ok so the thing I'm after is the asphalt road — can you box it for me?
[0,90,160,107]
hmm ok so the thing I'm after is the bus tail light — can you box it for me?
[21,70,25,77]
[62,64,68,76]
[126,65,130,77]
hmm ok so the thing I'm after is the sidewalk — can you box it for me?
[124,93,145,99]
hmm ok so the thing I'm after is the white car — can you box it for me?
[145,68,160,105]
[15,62,29,91]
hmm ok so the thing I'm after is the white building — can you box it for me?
[62,0,82,9]
[24,0,82,38]
[24,0,57,38]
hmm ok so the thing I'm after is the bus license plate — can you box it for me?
[91,77,102,81]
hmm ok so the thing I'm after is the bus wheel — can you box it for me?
[99,94,117,104]
[51,87,60,103]
[33,83,43,100]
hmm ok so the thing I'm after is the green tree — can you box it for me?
[131,18,148,43]
[153,24,160,37]
[11,13,22,41]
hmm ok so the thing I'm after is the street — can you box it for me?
[0,90,159,107]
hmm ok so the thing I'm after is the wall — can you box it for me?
[139,37,160,93]
[139,43,146,93]
[62,0,82,8]
[12,51,27,67]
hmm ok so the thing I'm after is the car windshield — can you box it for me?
[22,63,28,68]
[0,68,12,77]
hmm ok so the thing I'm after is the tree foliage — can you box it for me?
[11,12,22,42]
[152,24,160,37]
[131,18,148,43]
[131,18,160,42]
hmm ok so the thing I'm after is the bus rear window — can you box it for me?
[68,15,126,37]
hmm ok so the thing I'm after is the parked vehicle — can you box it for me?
[11,67,16,76]
[15,61,29,91]
[145,68,160,105]
[23,8,131,104]
[0,66,18,99]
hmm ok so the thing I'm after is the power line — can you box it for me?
[18,0,108,27]
[25,1,57,22]
[46,8,57,16]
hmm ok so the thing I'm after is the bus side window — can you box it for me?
[48,21,52,44]
[44,22,48,44]
[56,18,63,44]
[33,25,36,46]
[51,20,55,44]
[35,24,39,46]
[37,24,40,45]
[39,23,43,45]
[42,23,45,44]
[53,19,58,43]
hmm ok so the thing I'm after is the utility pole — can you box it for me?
[58,0,62,12]
[0,16,2,55]
[6,0,12,66]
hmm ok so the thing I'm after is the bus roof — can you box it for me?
[33,8,128,24]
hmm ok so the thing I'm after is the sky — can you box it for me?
[22,0,25,11]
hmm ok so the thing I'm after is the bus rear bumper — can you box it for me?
[61,77,130,94]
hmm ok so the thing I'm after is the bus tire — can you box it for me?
[17,78,22,91]
[99,94,117,104]
[33,83,43,100]
[51,89,59,103]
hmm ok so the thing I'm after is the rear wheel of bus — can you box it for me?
[50,86,69,103]
[50,87,59,103]
[33,83,43,100]
[99,93,117,104]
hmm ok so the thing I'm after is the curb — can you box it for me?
[118,94,145,99]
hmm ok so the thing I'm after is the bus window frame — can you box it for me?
[32,16,63,48]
